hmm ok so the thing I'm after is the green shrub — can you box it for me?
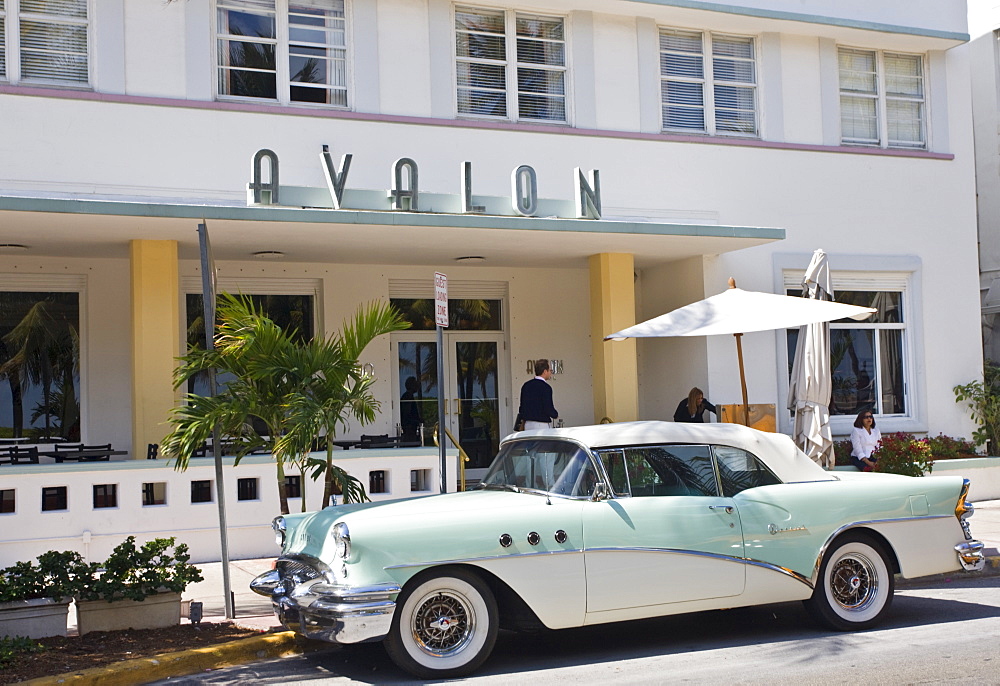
[872,432,934,477]
[0,551,95,603]
[924,433,979,459]
[833,439,853,466]
[954,361,1000,454]
[79,536,203,603]
[0,635,43,669]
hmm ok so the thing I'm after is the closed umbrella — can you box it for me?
[787,249,834,468]
[605,276,875,427]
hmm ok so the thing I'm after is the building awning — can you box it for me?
[0,196,783,269]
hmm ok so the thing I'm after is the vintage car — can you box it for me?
[251,421,986,678]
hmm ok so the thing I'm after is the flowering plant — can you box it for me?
[872,432,934,477]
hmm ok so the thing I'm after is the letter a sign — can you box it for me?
[435,272,449,328]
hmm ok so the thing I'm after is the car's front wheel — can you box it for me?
[385,567,499,679]
[804,532,894,631]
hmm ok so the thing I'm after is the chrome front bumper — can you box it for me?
[955,540,986,572]
[251,569,400,644]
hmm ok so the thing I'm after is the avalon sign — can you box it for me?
[248,147,602,220]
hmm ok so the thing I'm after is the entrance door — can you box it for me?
[393,333,509,477]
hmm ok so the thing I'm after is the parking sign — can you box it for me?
[435,272,448,327]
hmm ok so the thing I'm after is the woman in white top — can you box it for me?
[849,409,882,471]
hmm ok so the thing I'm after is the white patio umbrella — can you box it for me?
[605,276,875,426]
[787,249,835,469]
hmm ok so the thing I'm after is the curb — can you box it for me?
[20,631,316,685]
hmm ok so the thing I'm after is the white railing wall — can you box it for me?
[0,449,459,567]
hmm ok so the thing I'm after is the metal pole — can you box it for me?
[437,324,447,494]
[198,222,235,620]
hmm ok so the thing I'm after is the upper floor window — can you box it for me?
[216,0,348,106]
[839,48,925,149]
[0,0,89,86]
[455,6,566,122]
[660,29,757,137]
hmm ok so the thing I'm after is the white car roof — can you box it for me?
[502,421,836,484]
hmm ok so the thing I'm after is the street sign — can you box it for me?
[435,272,449,327]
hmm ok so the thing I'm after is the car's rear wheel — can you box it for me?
[804,532,894,631]
[385,568,499,679]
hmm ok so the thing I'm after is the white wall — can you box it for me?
[0,449,458,567]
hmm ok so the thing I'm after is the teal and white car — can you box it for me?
[251,421,986,678]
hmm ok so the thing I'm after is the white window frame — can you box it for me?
[214,0,351,108]
[776,264,923,437]
[454,5,569,124]
[0,0,91,87]
[838,47,926,150]
[659,27,758,137]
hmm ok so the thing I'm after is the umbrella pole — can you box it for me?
[734,333,750,426]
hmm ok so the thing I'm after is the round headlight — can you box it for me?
[272,516,287,547]
[331,522,351,560]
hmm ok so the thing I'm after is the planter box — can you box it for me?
[76,592,182,635]
[0,597,71,639]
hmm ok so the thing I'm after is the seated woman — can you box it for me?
[673,387,717,423]
[850,409,882,471]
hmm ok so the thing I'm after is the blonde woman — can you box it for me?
[673,387,717,423]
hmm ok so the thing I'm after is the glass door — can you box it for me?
[394,333,509,477]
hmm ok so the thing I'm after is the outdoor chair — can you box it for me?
[147,443,159,459]
[9,446,40,464]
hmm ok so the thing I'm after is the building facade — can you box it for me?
[0,0,982,489]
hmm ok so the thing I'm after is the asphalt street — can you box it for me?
[153,574,1000,685]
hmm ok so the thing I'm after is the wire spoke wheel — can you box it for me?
[411,590,474,655]
[386,568,499,679]
[829,553,880,612]
[804,533,894,631]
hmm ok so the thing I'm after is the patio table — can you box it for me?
[39,449,129,463]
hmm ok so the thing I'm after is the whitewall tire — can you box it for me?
[385,568,499,679]
[805,532,895,631]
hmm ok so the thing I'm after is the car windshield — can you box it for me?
[479,439,599,498]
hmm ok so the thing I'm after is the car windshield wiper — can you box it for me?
[475,482,520,493]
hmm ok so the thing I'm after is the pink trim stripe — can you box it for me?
[0,84,955,161]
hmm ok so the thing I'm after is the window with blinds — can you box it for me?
[456,7,566,123]
[0,0,89,85]
[659,28,757,136]
[839,48,925,149]
[216,0,348,107]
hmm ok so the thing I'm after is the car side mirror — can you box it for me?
[591,482,610,501]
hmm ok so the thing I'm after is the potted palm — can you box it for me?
[161,294,409,513]
[75,537,203,635]
[0,551,92,639]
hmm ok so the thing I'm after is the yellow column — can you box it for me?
[130,240,180,460]
[589,253,638,423]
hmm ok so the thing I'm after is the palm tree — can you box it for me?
[160,294,408,514]
[276,301,411,509]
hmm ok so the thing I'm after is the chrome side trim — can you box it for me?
[384,548,583,569]
[385,546,813,588]
[585,547,813,588]
[810,515,952,585]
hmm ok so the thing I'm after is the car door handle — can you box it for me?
[709,505,734,514]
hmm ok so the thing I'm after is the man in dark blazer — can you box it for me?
[516,359,559,430]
